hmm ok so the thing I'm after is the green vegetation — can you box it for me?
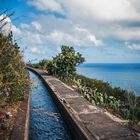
[47,46,85,82]
[28,59,49,70]
[29,45,85,82]
[29,45,140,127]
[74,74,140,123]
[0,32,29,103]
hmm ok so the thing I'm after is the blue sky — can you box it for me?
[0,0,140,63]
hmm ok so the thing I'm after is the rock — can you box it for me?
[5,112,13,119]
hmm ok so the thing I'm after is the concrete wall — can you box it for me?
[10,90,30,140]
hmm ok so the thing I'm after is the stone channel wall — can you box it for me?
[10,94,30,140]
[28,67,139,140]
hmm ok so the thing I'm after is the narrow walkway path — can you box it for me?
[36,69,139,140]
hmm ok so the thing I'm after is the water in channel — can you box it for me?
[29,71,74,140]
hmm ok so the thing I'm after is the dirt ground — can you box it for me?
[0,97,21,140]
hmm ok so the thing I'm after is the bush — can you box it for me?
[28,59,49,70]
[0,32,29,102]
[47,46,85,82]
[74,74,140,122]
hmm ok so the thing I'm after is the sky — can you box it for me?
[0,0,140,63]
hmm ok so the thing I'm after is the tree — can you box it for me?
[38,59,49,69]
[47,45,85,82]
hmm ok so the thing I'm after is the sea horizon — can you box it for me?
[79,62,140,65]
[77,63,140,96]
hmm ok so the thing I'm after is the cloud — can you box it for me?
[58,0,140,22]
[47,27,102,47]
[21,21,42,31]
[32,22,42,31]
[126,42,140,50]
[0,14,47,61]
[25,32,43,45]
[0,14,45,53]
[115,28,140,41]
[88,35,102,46]
[31,47,45,54]
[19,21,44,46]
[27,0,140,42]
[28,0,64,14]
[28,0,140,22]
[56,0,140,41]
[0,14,21,36]
[19,13,103,48]
[103,26,140,41]
[20,23,30,29]
[2,0,140,62]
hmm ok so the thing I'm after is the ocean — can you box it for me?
[77,63,140,96]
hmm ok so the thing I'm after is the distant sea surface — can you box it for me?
[77,63,140,96]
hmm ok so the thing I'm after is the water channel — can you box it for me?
[29,71,74,140]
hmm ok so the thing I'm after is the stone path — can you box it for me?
[35,69,140,140]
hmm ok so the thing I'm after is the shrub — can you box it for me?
[47,45,85,82]
[28,59,49,70]
[0,32,29,102]
[74,74,140,122]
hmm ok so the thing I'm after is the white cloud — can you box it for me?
[126,42,140,50]
[19,22,44,46]
[1,0,140,62]
[0,15,44,50]
[19,14,103,48]
[0,14,21,36]
[2,0,140,62]
[0,14,11,23]
[47,28,102,47]
[101,26,140,41]
[115,28,140,41]
[11,25,21,36]
[47,30,69,45]
[28,0,64,14]
[25,32,43,45]
[32,21,42,31]
[59,0,140,22]
[31,47,45,54]
[31,47,38,53]
[28,0,140,22]
[88,35,102,46]
[27,0,140,42]
[20,23,30,29]
[21,21,42,31]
